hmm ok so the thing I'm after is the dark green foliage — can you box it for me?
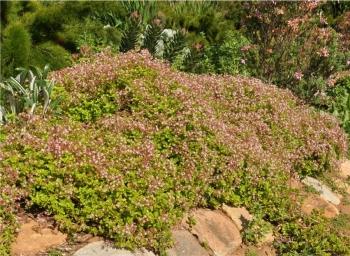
[31,42,72,70]
[328,76,350,135]
[1,22,31,77]
[29,3,66,44]
[164,1,230,44]
[321,2,350,25]
[122,1,158,26]
[120,19,143,52]
[62,18,123,53]
[142,24,163,56]
[91,10,123,28]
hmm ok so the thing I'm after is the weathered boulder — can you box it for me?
[302,177,341,205]
[222,204,252,231]
[167,230,209,256]
[340,160,350,179]
[73,241,155,256]
[301,195,339,218]
[11,219,67,256]
[189,209,242,256]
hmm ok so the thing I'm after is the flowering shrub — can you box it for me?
[1,51,349,254]
[242,1,350,105]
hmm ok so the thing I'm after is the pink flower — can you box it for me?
[304,0,320,11]
[317,47,329,57]
[294,71,303,80]
[287,18,302,32]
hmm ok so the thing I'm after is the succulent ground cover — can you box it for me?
[0,51,349,255]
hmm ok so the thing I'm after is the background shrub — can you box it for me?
[1,22,31,78]
[30,42,72,70]
[327,76,350,136]
[241,1,350,105]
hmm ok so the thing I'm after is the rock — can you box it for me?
[222,204,252,231]
[339,203,350,215]
[340,160,350,178]
[76,233,102,243]
[189,209,242,256]
[222,205,273,246]
[11,219,67,256]
[302,176,341,205]
[73,241,155,256]
[301,195,339,218]
[167,230,209,256]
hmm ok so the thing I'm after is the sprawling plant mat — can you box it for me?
[0,51,348,255]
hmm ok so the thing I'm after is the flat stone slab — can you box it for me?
[222,204,252,231]
[302,176,340,205]
[167,230,209,256]
[73,241,155,256]
[189,209,242,256]
[11,219,67,256]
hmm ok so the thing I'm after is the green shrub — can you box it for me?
[212,30,254,76]
[328,76,350,135]
[1,22,31,77]
[243,217,273,245]
[31,42,72,70]
[29,3,66,44]
[163,1,230,44]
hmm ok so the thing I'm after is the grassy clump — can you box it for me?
[0,51,349,255]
